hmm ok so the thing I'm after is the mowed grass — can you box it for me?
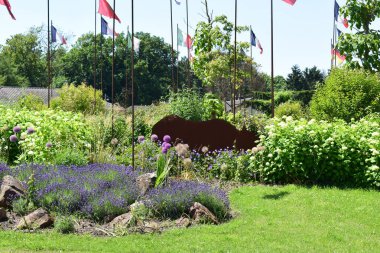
[0,185,379,253]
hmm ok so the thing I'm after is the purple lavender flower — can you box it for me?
[13,126,21,133]
[138,136,145,143]
[151,134,158,142]
[9,135,18,143]
[163,135,171,143]
[27,127,35,134]
[46,142,53,148]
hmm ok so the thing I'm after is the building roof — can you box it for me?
[0,86,59,105]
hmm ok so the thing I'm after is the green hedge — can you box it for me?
[249,115,380,189]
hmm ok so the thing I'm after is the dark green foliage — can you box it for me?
[286,65,306,90]
[310,68,380,121]
[53,147,88,166]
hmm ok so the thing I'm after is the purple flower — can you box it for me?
[138,136,145,143]
[27,127,35,134]
[163,135,171,143]
[151,134,158,142]
[164,143,172,149]
[13,126,21,133]
[9,135,18,143]
[162,147,168,154]
[46,142,53,148]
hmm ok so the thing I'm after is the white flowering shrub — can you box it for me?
[0,105,93,164]
[250,115,380,188]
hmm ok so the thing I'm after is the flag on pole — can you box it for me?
[98,0,121,23]
[101,17,119,37]
[331,49,346,64]
[257,40,263,54]
[250,30,257,47]
[174,0,181,5]
[127,31,140,52]
[250,29,263,54]
[282,0,297,6]
[51,25,67,45]
[337,28,342,37]
[334,1,340,21]
[177,27,186,47]
[185,34,192,49]
[0,0,16,20]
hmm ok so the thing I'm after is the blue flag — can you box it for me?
[337,28,342,37]
[250,29,257,47]
[334,1,340,21]
[101,17,108,35]
[51,25,57,43]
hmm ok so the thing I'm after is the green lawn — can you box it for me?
[1,185,379,253]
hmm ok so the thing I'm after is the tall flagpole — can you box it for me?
[176,23,179,91]
[111,0,116,137]
[250,25,253,89]
[270,0,275,118]
[94,0,97,113]
[47,0,51,108]
[100,16,104,99]
[186,0,190,88]
[233,0,237,121]
[170,0,175,91]
[131,0,135,169]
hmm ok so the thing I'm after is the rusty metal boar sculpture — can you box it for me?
[151,115,259,151]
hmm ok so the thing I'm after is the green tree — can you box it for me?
[303,66,325,90]
[337,0,380,72]
[310,68,380,121]
[193,0,253,101]
[0,28,47,87]
[286,65,306,90]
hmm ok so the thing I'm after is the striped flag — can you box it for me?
[98,0,121,23]
[177,27,186,47]
[0,0,16,20]
[185,34,193,49]
[51,25,67,45]
[250,29,263,54]
[331,49,346,65]
[282,0,297,6]
[101,17,119,37]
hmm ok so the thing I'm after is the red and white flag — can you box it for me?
[98,0,121,23]
[185,34,193,49]
[257,40,263,54]
[282,0,297,6]
[0,0,16,20]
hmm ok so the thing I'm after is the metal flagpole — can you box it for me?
[270,0,275,118]
[250,25,253,88]
[186,0,190,88]
[47,0,51,108]
[94,0,97,113]
[233,0,237,121]
[100,17,104,99]
[176,23,179,91]
[131,0,135,169]
[170,0,175,91]
[333,0,337,67]
[111,0,116,137]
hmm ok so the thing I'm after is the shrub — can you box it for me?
[9,164,139,222]
[250,116,380,188]
[169,88,204,121]
[51,83,106,115]
[54,216,75,234]
[202,93,224,120]
[310,68,380,121]
[53,147,88,166]
[14,94,47,111]
[0,106,93,164]
[144,180,230,220]
[275,101,305,120]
